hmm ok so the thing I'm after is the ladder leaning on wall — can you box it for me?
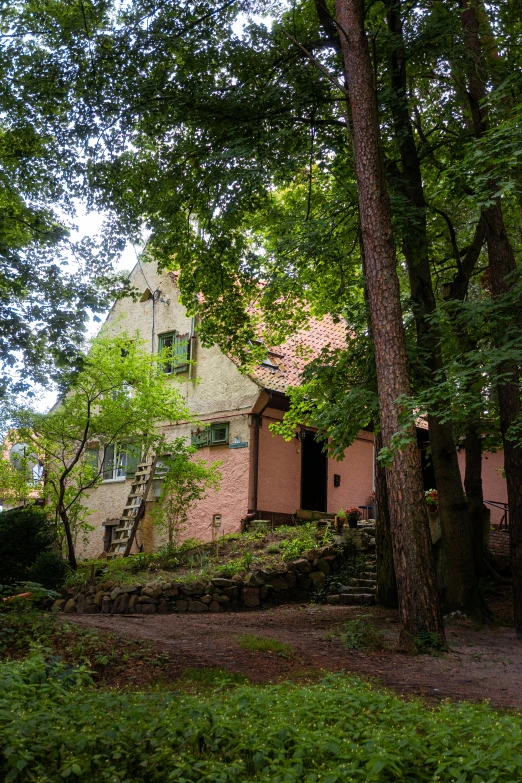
[107,455,158,558]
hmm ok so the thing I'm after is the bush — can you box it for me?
[0,507,54,584]
[2,654,522,782]
[28,551,70,589]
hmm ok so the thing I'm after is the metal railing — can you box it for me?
[484,500,509,530]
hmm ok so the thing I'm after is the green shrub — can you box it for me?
[0,507,54,584]
[28,551,70,589]
[2,654,522,783]
[338,614,385,651]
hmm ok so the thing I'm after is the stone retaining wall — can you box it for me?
[53,533,375,616]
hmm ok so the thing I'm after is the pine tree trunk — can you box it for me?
[459,0,522,636]
[374,431,398,607]
[385,0,479,616]
[336,0,444,645]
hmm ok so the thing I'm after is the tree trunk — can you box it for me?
[374,431,398,607]
[459,0,522,636]
[59,508,77,570]
[385,0,479,617]
[463,424,489,577]
[336,0,444,646]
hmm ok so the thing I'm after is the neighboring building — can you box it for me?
[77,261,509,560]
[78,262,375,559]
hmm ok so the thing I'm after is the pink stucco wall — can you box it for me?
[457,448,508,526]
[327,435,374,515]
[184,443,251,541]
[257,412,301,513]
[256,409,374,515]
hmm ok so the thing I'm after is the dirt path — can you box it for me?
[68,598,522,709]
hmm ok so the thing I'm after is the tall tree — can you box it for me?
[457,0,522,635]
[335,0,443,644]
[382,0,479,616]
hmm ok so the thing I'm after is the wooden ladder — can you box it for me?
[107,455,157,558]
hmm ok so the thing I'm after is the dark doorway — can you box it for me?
[301,430,327,512]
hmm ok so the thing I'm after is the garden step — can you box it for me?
[339,585,376,595]
[347,578,376,588]
[338,593,375,606]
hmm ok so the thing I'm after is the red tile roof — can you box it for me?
[248,315,348,393]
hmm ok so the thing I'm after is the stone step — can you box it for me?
[347,578,376,588]
[339,593,375,606]
[360,571,377,578]
[339,585,376,595]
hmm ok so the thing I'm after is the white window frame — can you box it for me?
[102,443,127,482]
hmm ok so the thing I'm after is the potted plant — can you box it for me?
[425,488,438,513]
[334,508,346,531]
[346,506,362,529]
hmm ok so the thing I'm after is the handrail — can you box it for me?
[484,500,509,530]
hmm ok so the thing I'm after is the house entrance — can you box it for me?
[301,430,327,512]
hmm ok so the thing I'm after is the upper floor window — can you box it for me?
[102,442,141,481]
[158,331,189,374]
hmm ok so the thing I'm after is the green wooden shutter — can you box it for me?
[173,332,189,373]
[124,442,141,478]
[102,444,115,479]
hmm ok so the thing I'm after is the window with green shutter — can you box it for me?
[158,331,189,374]
[124,442,141,478]
[84,447,100,472]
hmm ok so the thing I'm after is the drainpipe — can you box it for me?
[252,390,272,514]
[188,315,196,380]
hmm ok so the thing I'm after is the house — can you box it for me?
[77,262,375,559]
[77,261,509,560]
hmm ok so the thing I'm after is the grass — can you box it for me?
[179,666,250,687]
[66,523,336,589]
[238,633,294,658]
[2,651,522,782]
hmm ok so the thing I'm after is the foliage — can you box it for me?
[237,634,294,658]
[277,523,332,562]
[0,608,171,684]
[346,507,362,525]
[412,631,447,656]
[0,506,54,584]
[2,654,522,782]
[0,456,37,505]
[425,489,439,511]
[0,1,135,398]
[27,552,70,590]
[337,615,385,652]
[10,332,191,567]
[151,441,221,545]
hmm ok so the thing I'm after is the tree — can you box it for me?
[151,440,222,546]
[334,0,443,645]
[0,0,131,398]
[11,332,191,568]
[455,0,522,635]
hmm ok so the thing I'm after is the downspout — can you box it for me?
[252,390,272,514]
[188,315,196,380]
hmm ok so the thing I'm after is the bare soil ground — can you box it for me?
[68,584,522,710]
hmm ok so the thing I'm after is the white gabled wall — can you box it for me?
[78,262,261,559]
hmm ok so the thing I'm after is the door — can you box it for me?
[301,430,327,512]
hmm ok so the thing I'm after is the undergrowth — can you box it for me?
[66,523,335,588]
[238,634,294,658]
[2,653,522,782]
